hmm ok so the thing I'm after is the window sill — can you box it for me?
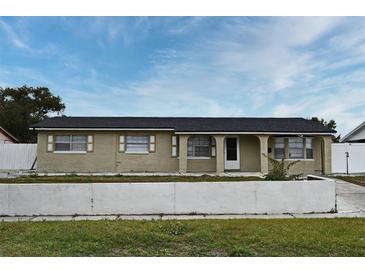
[283,158,315,161]
[54,151,87,154]
[187,157,211,160]
[125,151,149,155]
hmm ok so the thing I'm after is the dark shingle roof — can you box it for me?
[31,117,336,133]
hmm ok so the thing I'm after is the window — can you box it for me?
[171,135,178,157]
[54,135,87,152]
[306,138,314,159]
[288,137,304,159]
[274,137,285,159]
[188,136,210,158]
[126,136,149,153]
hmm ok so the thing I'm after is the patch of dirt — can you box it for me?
[111,247,130,256]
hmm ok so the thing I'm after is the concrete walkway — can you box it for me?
[336,178,365,212]
[1,178,365,222]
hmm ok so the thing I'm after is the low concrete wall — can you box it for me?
[0,180,336,216]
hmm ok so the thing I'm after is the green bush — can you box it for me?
[263,154,301,181]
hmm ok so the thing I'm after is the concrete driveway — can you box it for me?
[336,178,365,212]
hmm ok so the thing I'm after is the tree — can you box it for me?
[0,86,65,143]
[310,117,340,142]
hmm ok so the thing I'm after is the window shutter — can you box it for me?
[47,135,53,152]
[211,137,216,157]
[171,135,177,157]
[149,135,156,152]
[87,135,93,152]
[119,135,125,152]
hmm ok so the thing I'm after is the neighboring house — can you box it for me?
[340,121,365,143]
[0,127,19,144]
[30,117,335,175]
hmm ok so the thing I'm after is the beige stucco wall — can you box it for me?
[37,131,179,173]
[37,131,118,173]
[116,132,179,172]
[187,158,216,172]
[37,131,331,174]
[239,135,260,172]
[322,136,332,175]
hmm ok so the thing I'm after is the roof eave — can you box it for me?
[30,127,335,135]
[30,127,175,131]
[0,127,19,143]
[175,131,334,135]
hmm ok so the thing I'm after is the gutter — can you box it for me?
[29,127,175,131]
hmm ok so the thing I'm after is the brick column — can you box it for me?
[179,135,189,173]
[214,135,225,174]
[257,135,269,174]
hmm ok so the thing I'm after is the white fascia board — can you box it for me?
[30,128,334,135]
[175,132,334,135]
[30,128,175,131]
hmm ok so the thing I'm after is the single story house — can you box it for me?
[0,126,19,144]
[340,121,365,143]
[31,117,335,175]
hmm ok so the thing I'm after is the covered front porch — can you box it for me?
[177,134,332,175]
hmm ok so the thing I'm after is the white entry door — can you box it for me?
[224,137,240,170]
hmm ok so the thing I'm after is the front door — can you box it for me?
[224,137,240,170]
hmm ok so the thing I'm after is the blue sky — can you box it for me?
[0,17,365,135]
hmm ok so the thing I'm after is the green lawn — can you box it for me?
[336,176,365,187]
[1,218,365,256]
[0,175,262,184]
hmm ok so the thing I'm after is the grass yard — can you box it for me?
[336,176,365,187]
[1,218,365,256]
[0,175,262,184]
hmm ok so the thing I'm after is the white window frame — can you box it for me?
[125,136,149,154]
[187,136,211,159]
[54,135,87,153]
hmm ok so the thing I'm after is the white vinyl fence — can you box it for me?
[0,144,37,170]
[332,143,365,174]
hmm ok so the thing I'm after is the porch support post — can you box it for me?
[257,135,269,174]
[322,136,332,175]
[214,135,225,174]
[179,135,189,173]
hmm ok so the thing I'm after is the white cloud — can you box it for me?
[0,18,31,51]
[272,88,365,135]
[75,17,154,46]
[111,17,365,135]
[269,17,343,47]
[207,17,343,91]
[0,18,60,58]
[167,17,207,34]
[113,18,340,113]
[2,17,365,136]
[0,66,56,87]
